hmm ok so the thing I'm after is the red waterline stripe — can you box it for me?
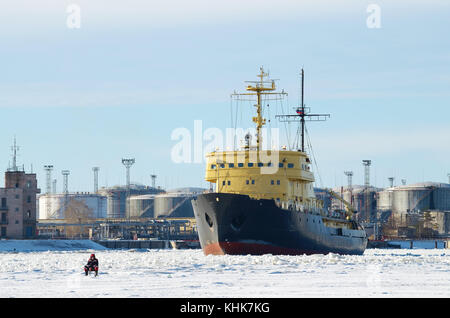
[203,241,320,256]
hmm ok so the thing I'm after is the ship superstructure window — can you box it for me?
[251,180,255,185]
[246,180,249,185]
[220,164,225,168]
[277,180,280,185]
[238,163,244,167]
[279,163,284,168]
[248,163,254,167]
[211,164,216,169]
[228,163,234,168]
[222,181,226,185]
[228,181,231,185]
[271,180,274,185]
[288,163,294,168]
[267,162,273,167]
[257,163,264,167]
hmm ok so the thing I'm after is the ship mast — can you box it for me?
[276,68,330,152]
[232,67,286,150]
[300,69,305,152]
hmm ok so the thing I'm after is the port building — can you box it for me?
[0,169,40,238]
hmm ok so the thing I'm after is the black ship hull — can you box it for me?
[192,193,367,256]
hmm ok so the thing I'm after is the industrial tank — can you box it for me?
[98,184,164,219]
[38,193,107,219]
[126,194,156,218]
[154,187,205,218]
[377,188,394,212]
[379,182,450,236]
[390,182,450,214]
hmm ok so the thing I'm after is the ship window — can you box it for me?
[267,162,273,167]
[228,181,231,186]
[228,163,234,168]
[279,163,284,168]
[222,181,225,185]
[251,180,255,185]
[238,163,244,167]
[277,180,280,185]
[288,163,294,168]
[220,164,225,168]
[257,162,264,167]
[248,163,254,167]
[211,164,216,169]
[246,180,249,185]
[271,180,274,185]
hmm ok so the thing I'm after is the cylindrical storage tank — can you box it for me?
[392,185,432,214]
[154,192,195,218]
[126,194,156,218]
[377,189,393,212]
[106,192,123,218]
[38,194,65,219]
[38,193,107,219]
[431,185,450,211]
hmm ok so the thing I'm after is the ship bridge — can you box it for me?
[205,149,315,203]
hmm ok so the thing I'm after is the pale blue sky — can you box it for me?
[1,0,449,191]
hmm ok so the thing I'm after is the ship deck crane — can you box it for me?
[325,188,356,220]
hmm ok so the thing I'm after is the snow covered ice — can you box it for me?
[0,241,449,298]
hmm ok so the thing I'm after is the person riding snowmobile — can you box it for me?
[84,253,99,276]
